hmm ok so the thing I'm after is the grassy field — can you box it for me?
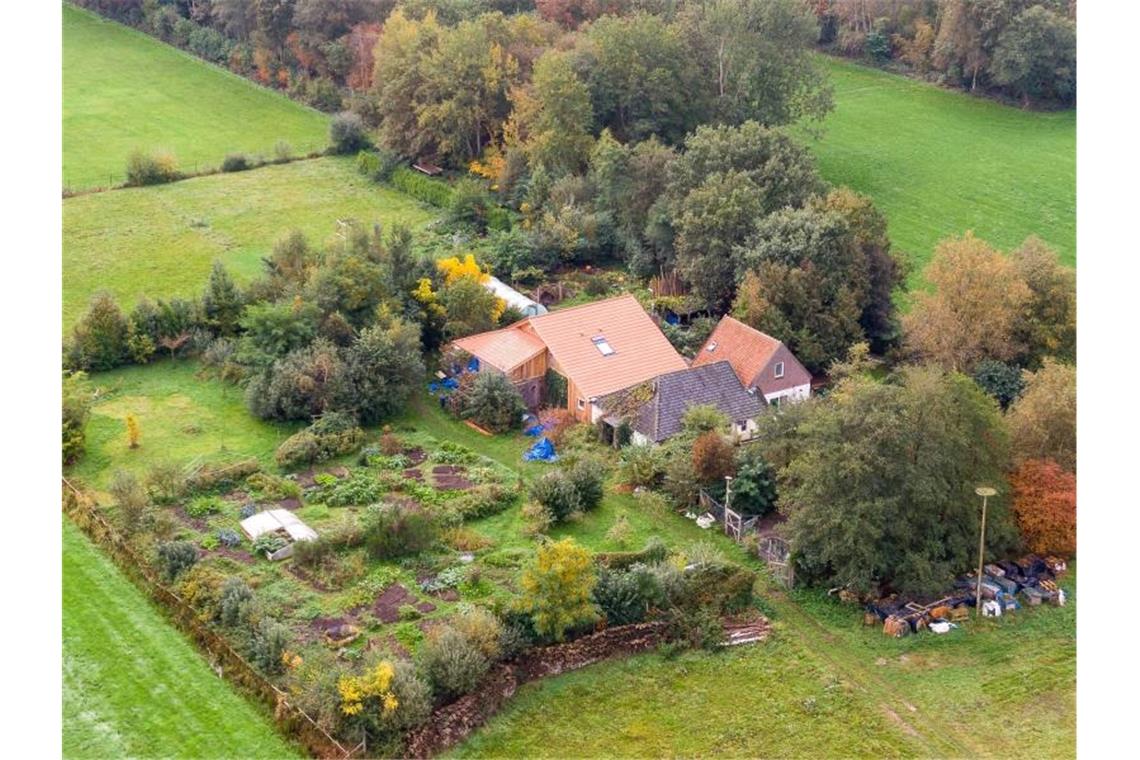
[63,518,300,759]
[62,157,436,332]
[67,360,298,492]
[805,57,1075,279]
[63,3,329,190]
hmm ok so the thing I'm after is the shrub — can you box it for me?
[275,431,321,470]
[692,431,736,485]
[730,446,778,517]
[537,408,576,445]
[329,112,371,154]
[145,462,186,504]
[357,148,403,182]
[276,417,366,470]
[221,153,250,172]
[451,607,503,661]
[398,604,422,621]
[972,359,1026,409]
[219,577,253,626]
[216,529,242,548]
[126,149,180,186]
[246,340,349,423]
[1011,458,1076,556]
[67,292,130,371]
[245,472,302,501]
[664,605,725,651]
[251,617,290,674]
[379,430,404,456]
[521,501,553,537]
[449,483,519,521]
[320,472,385,507]
[186,494,225,518]
[529,461,604,524]
[460,372,526,434]
[593,564,665,625]
[62,371,93,465]
[364,504,438,560]
[390,166,453,206]
[518,538,599,642]
[606,515,632,548]
[447,178,495,232]
[157,540,198,582]
[109,469,149,537]
[434,441,478,465]
[185,458,261,493]
[419,626,490,701]
[618,444,665,488]
[252,534,288,556]
[273,140,293,162]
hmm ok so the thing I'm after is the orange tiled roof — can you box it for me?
[527,294,687,399]
[691,315,782,387]
[451,325,546,372]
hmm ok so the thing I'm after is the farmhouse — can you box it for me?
[596,361,764,445]
[449,294,688,419]
[692,316,812,406]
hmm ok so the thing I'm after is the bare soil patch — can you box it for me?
[373,584,415,623]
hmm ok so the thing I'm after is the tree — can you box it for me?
[125,413,141,449]
[578,12,698,145]
[306,249,385,327]
[903,232,1031,372]
[68,292,130,371]
[676,0,832,127]
[1010,458,1075,557]
[691,431,736,485]
[990,5,1076,105]
[439,276,503,339]
[519,538,599,641]
[238,299,320,362]
[730,445,777,516]
[511,50,594,177]
[735,206,868,373]
[780,365,1015,595]
[201,260,244,336]
[1007,358,1075,472]
[62,371,94,465]
[330,111,371,153]
[971,359,1025,409]
[461,371,526,433]
[1010,236,1075,367]
[246,339,349,421]
[343,315,425,425]
[372,9,441,158]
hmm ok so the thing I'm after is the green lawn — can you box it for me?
[63,3,329,190]
[62,157,436,332]
[63,518,300,759]
[804,57,1075,279]
[67,360,299,492]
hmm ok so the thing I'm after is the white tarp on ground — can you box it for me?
[240,509,318,543]
[483,276,547,317]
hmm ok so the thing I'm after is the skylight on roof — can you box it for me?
[706,341,718,352]
[592,336,615,356]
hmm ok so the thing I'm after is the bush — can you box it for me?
[219,577,253,626]
[145,462,186,505]
[1011,458,1076,556]
[972,359,1025,409]
[390,166,453,207]
[251,617,290,675]
[329,112,371,154]
[245,472,302,501]
[529,460,604,524]
[447,178,495,233]
[67,292,130,371]
[419,626,490,701]
[273,140,293,162]
[356,148,403,182]
[434,441,478,465]
[364,504,438,560]
[221,153,250,172]
[593,564,665,625]
[110,470,149,536]
[275,416,366,470]
[185,458,261,493]
[319,472,385,507]
[62,371,94,465]
[460,372,526,434]
[126,149,180,186]
[216,529,242,548]
[731,446,777,517]
[449,483,519,521]
[450,607,503,661]
[692,431,736,485]
[186,494,225,518]
[252,534,288,556]
[157,540,198,582]
[617,444,665,488]
[518,538,599,642]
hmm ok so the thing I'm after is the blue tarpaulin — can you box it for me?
[524,424,545,437]
[523,437,557,462]
[467,357,480,372]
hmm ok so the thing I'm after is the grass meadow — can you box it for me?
[805,57,1075,281]
[63,3,329,190]
[63,518,300,759]
[62,157,436,332]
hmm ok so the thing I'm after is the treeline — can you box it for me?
[807,0,1076,106]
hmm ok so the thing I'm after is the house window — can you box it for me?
[774,361,785,379]
[577,398,586,410]
[706,341,718,352]
[771,395,781,409]
[592,336,615,356]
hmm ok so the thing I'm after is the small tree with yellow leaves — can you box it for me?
[125,413,141,449]
[338,661,399,720]
[437,253,488,285]
[519,538,599,642]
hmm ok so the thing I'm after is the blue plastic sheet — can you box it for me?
[467,357,480,372]
[524,424,545,437]
[442,377,459,390]
[523,437,557,462]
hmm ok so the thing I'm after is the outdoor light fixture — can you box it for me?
[974,486,998,616]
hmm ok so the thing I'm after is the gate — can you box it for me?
[759,535,794,589]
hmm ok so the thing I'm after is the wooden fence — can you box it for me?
[698,488,792,589]
[62,478,354,759]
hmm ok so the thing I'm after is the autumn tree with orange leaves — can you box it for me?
[1011,459,1076,557]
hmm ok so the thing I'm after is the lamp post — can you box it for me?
[974,486,997,617]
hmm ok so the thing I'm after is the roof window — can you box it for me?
[706,341,718,352]
[592,336,615,356]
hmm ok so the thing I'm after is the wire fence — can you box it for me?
[63,141,331,197]
[62,477,357,759]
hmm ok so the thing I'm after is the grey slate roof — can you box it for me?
[598,361,764,443]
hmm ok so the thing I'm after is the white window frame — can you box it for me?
[774,361,785,379]
[592,336,615,356]
[577,397,586,410]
